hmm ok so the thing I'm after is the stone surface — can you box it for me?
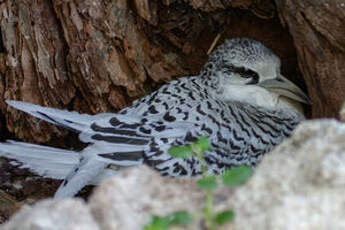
[1,199,100,230]
[221,119,345,230]
[88,166,206,230]
[4,120,345,229]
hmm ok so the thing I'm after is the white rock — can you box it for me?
[4,119,345,230]
[1,199,100,230]
[223,119,345,230]
[88,165,208,230]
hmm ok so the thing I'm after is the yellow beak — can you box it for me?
[258,75,311,105]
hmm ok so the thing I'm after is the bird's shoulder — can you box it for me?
[118,76,207,116]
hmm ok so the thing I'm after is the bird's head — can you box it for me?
[201,38,310,111]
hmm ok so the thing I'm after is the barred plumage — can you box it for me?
[0,38,309,198]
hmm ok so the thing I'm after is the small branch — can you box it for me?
[207,34,222,55]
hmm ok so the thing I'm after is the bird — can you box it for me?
[0,38,310,199]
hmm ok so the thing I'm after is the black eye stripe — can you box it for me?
[232,66,258,79]
[232,66,250,76]
[218,62,260,84]
[245,71,259,84]
[221,64,259,83]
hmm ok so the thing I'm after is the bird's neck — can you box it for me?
[213,84,305,118]
[197,71,306,118]
[198,68,221,89]
[278,97,306,118]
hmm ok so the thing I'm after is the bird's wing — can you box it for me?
[6,100,95,133]
[138,100,300,177]
[88,105,221,177]
[72,77,238,176]
[139,101,226,176]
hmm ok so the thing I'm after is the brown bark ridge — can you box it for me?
[0,1,75,142]
[275,0,345,118]
[0,0,302,142]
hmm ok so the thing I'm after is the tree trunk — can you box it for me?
[1,0,307,143]
[275,0,345,118]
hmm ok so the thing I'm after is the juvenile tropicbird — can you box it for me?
[0,38,310,198]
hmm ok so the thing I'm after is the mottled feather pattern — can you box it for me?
[0,38,306,198]
[87,75,302,176]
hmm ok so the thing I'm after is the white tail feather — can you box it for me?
[2,100,144,197]
[6,100,94,132]
[54,158,107,199]
[0,140,79,179]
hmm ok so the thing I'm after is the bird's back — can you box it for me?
[89,76,303,177]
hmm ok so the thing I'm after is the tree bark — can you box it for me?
[275,0,345,118]
[0,0,307,142]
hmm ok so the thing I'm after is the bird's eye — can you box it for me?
[232,66,259,84]
[232,66,256,78]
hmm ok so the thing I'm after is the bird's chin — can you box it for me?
[219,84,281,109]
[266,87,310,105]
[278,96,306,118]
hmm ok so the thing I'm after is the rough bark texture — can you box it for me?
[0,1,74,142]
[0,0,302,143]
[275,0,345,118]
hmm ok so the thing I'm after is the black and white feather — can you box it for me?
[0,38,307,198]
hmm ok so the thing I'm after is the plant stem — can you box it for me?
[205,189,215,230]
[193,146,215,230]
[193,146,207,174]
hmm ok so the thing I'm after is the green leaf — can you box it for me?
[144,216,170,230]
[215,209,235,225]
[144,211,193,230]
[168,145,193,159]
[197,175,217,190]
[196,136,211,151]
[222,165,253,187]
[168,210,192,226]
